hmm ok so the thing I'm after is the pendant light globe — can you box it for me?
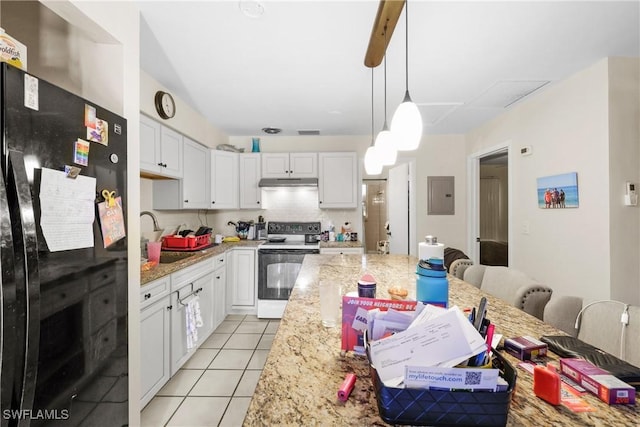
[374,126,397,166]
[391,90,422,151]
[364,145,383,175]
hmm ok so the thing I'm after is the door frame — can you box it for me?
[467,142,513,264]
[386,158,417,257]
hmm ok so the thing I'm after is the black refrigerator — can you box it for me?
[0,63,128,426]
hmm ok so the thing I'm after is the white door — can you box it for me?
[388,163,409,255]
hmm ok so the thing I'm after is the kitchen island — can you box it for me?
[244,254,639,426]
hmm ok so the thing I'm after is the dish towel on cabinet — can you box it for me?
[185,296,203,350]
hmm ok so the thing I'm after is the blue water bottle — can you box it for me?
[416,258,449,307]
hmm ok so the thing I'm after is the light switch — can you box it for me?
[522,221,530,235]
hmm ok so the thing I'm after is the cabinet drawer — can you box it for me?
[171,258,214,291]
[213,253,226,270]
[89,285,116,332]
[141,276,170,309]
[41,278,88,319]
[90,266,116,290]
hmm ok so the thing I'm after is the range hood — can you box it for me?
[258,178,319,188]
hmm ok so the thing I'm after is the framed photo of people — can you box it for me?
[536,172,579,209]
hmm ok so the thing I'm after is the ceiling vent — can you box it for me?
[298,129,320,136]
[468,80,550,109]
[262,127,282,134]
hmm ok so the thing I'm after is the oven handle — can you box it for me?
[258,249,319,255]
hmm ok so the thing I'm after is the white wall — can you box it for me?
[467,58,640,305]
[140,70,227,147]
[415,135,468,252]
[608,57,640,304]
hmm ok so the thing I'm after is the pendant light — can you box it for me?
[391,0,422,151]
[364,68,383,175]
[374,27,397,166]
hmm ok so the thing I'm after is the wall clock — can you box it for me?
[154,90,175,119]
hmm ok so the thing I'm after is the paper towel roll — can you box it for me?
[419,242,444,261]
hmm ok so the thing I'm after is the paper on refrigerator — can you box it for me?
[369,308,487,386]
[39,167,96,251]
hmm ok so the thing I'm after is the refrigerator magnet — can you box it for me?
[64,165,81,179]
[74,138,90,166]
[98,194,126,248]
[24,73,39,110]
[84,104,97,129]
[87,118,109,146]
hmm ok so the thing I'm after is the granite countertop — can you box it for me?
[140,239,262,286]
[319,240,363,249]
[244,254,639,426]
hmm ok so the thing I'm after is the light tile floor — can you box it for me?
[141,314,278,427]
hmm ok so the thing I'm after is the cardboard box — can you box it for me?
[504,336,548,360]
[0,29,27,70]
[560,358,635,405]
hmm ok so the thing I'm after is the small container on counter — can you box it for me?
[358,273,377,298]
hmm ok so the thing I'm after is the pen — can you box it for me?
[482,324,496,365]
[469,307,476,324]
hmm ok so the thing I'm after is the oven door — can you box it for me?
[258,248,318,300]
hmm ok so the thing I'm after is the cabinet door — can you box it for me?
[182,138,210,209]
[210,150,239,209]
[261,153,289,178]
[140,296,171,407]
[195,272,215,342]
[160,126,184,178]
[230,249,256,307]
[318,152,358,208]
[290,152,318,178]
[213,266,226,329]
[239,153,262,209]
[140,115,161,174]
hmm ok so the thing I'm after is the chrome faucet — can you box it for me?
[140,211,161,232]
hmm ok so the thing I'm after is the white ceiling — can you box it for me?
[137,1,639,137]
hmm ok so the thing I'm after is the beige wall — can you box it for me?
[467,58,640,305]
[608,57,640,304]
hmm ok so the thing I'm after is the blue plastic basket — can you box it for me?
[368,351,517,426]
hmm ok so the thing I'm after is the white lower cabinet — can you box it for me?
[140,277,171,408]
[213,263,226,329]
[141,257,225,406]
[170,270,215,376]
[227,248,257,314]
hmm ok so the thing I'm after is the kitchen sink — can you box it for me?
[159,251,196,264]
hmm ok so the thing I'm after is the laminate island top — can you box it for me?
[243,254,639,426]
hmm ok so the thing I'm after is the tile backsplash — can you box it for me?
[140,179,362,238]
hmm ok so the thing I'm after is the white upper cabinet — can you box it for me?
[261,152,317,178]
[140,114,183,179]
[318,152,358,209]
[239,153,262,209]
[152,137,209,210]
[210,150,239,209]
[181,137,210,209]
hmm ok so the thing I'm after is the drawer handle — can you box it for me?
[211,201,215,204]
[103,298,110,304]
[103,336,109,342]
[167,305,173,311]
[144,293,151,300]
[60,292,66,299]
[216,276,221,279]
[184,200,189,203]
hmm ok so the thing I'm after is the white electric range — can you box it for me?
[257,221,321,318]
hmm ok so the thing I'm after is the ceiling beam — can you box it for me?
[364,0,406,68]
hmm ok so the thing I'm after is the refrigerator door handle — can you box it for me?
[7,150,40,422]
[0,171,17,427]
